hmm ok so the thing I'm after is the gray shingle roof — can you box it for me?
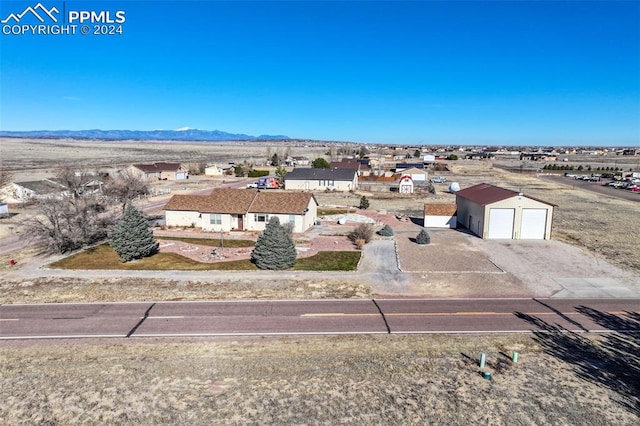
[284,168,357,181]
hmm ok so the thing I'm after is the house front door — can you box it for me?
[237,215,244,230]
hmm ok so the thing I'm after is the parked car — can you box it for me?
[246,182,258,189]
[430,176,447,183]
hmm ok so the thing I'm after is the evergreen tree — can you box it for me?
[416,229,431,245]
[359,195,370,210]
[377,224,394,236]
[110,204,159,262]
[312,157,330,169]
[251,217,297,270]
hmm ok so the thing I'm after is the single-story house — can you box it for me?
[398,167,428,182]
[204,165,224,176]
[0,179,68,203]
[455,183,555,240]
[128,163,188,181]
[424,204,457,228]
[284,168,358,191]
[395,163,425,172]
[291,156,311,166]
[164,188,318,233]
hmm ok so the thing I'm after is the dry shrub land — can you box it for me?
[2,334,637,425]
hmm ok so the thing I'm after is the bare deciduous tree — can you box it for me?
[55,165,96,200]
[103,170,150,211]
[24,195,115,254]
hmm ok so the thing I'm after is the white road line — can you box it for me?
[0,319,20,321]
[0,334,126,340]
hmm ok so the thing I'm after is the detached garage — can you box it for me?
[455,183,555,240]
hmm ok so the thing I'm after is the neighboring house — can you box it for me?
[395,163,424,171]
[398,167,428,182]
[204,165,224,176]
[127,163,188,181]
[398,175,414,194]
[0,179,68,203]
[330,158,371,176]
[424,204,457,228]
[164,188,318,233]
[291,156,311,166]
[284,168,358,191]
[455,183,555,240]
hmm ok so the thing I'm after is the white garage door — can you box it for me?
[520,209,547,239]
[488,208,514,239]
[176,172,187,180]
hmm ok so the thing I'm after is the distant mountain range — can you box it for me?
[0,129,290,141]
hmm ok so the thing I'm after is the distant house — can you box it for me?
[204,165,224,176]
[398,167,428,182]
[284,168,358,191]
[128,162,188,181]
[330,158,372,176]
[395,163,424,171]
[291,156,311,166]
[164,188,318,233]
[0,179,68,203]
[455,183,554,240]
[424,204,457,228]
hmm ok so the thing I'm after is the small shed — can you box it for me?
[424,204,457,228]
[455,183,555,240]
[398,175,414,193]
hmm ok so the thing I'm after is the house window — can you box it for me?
[319,180,326,186]
[289,215,296,224]
[209,214,221,225]
[255,214,269,222]
[328,180,334,186]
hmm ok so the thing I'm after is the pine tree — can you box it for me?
[251,216,297,270]
[110,204,159,262]
[416,229,431,245]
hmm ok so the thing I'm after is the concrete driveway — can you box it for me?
[392,227,640,298]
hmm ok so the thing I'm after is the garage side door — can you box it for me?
[488,208,514,239]
[520,209,547,239]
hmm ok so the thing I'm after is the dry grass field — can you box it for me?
[2,141,639,424]
[2,333,638,425]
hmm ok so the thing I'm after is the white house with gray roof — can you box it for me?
[284,168,358,191]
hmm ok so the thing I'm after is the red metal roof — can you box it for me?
[455,183,555,207]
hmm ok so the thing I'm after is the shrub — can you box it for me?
[377,224,394,237]
[348,223,373,245]
[416,229,431,245]
[248,169,269,178]
[359,195,370,210]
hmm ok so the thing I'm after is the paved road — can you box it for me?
[540,174,640,202]
[1,298,637,340]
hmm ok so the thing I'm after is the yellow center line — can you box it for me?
[301,311,629,318]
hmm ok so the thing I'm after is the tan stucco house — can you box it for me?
[164,188,318,233]
[127,163,188,181]
[455,183,555,240]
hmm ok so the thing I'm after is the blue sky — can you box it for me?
[1,0,639,145]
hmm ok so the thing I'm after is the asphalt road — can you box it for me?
[540,175,640,202]
[1,298,638,340]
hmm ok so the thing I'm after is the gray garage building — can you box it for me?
[455,183,555,240]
